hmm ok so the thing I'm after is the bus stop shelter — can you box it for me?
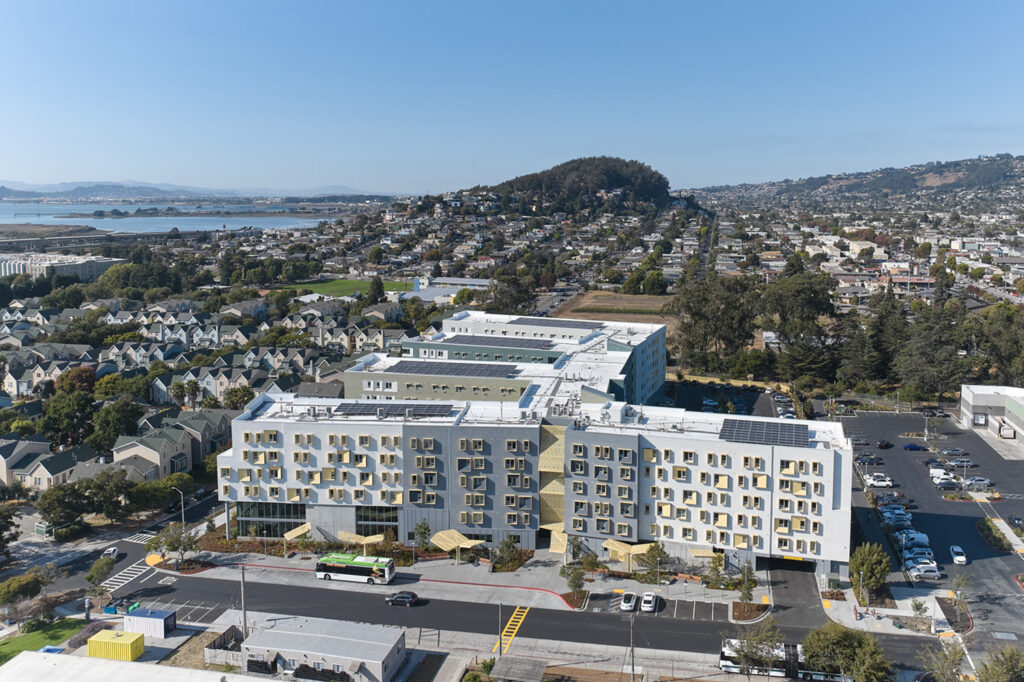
[336,530,386,552]
[430,530,483,564]
[602,539,654,572]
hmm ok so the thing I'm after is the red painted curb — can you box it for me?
[218,562,575,609]
[1014,575,1024,592]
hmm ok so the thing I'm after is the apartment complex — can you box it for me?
[0,254,125,282]
[218,313,852,575]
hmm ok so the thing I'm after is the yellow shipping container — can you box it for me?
[87,630,144,661]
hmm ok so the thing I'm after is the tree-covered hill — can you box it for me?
[481,156,671,212]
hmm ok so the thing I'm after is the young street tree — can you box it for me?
[727,615,784,681]
[976,643,1024,682]
[413,519,431,551]
[85,555,116,599]
[739,559,755,605]
[145,522,199,569]
[849,542,889,603]
[919,642,965,682]
[566,567,585,600]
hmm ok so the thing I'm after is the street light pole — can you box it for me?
[171,486,186,527]
[860,570,865,608]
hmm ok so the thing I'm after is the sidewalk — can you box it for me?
[173,548,770,614]
[821,584,946,637]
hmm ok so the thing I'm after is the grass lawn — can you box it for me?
[0,619,88,664]
[288,279,412,297]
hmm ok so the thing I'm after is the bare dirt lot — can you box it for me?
[158,629,220,670]
[550,291,679,333]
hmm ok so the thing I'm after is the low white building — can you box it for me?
[960,384,1024,440]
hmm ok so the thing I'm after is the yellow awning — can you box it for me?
[431,529,484,552]
[283,522,311,541]
[540,522,563,532]
[362,533,385,546]
[690,548,718,558]
[336,530,366,544]
[549,529,568,554]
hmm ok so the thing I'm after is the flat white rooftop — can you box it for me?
[0,651,260,682]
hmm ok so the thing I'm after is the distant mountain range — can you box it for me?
[697,153,1024,203]
[0,180,375,201]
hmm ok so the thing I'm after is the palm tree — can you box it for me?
[169,382,187,406]
[183,379,201,409]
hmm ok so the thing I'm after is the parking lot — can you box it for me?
[586,591,729,622]
[843,411,1024,645]
[665,380,778,417]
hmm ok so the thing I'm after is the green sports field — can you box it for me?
[290,279,413,296]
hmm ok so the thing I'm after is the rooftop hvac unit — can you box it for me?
[600,410,611,421]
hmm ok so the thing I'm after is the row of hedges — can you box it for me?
[977,518,1012,551]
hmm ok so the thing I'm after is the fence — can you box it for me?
[204,625,244,667]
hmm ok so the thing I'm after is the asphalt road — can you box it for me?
[117,571,927,668]
[843,412,1024,653]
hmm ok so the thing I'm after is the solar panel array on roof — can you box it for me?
[444,334,554,350]
[719,418,810,448]
[388,360,515,378]
[509,317,603,330]
[333,403,454,418]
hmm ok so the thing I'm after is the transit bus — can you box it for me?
[719,640,848,680]
[314,553,396,584]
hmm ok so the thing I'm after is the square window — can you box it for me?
[572,481,585,494]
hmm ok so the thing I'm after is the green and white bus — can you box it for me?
[314,553,396,584]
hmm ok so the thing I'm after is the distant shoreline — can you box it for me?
[56,210,334,219]
[0,224,109,237]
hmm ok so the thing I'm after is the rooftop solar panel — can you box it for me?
[444,334,554,350]
[719,418,810,448]
[388,360,516,378]
[333,403,454,419]
[509,317,602,330]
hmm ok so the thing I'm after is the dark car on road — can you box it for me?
[384,591,419,607]
[902,443,928,451]
[935,480,960,491]
[855,454,882,465]
[876,440,893,449]
[923,458,947,469]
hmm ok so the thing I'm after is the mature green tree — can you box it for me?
[453,288,474,306]
[86,398,144,452]
[893,305,971,399]
[85,556,116,597]
[41,390,96,447]
[803,622,892,681]
[145,522,198,568]
[641,269,667,295]
[918,642,965,682]
[37,481,90,525]
[129,472,195,511]
[620,270,644,295]
[201,396,222,408]
[635,541,670,575]
[849,543,889,600]
[367,276,385,304]
[977,643,1024,682]
[671,275,759,370]
[146,361,172,381]
[367,246,384,265]
[83,469,134,522]
[0,505,20,560]
[55,366,96,394]
[223,385,256,410]
[729,616,784,681]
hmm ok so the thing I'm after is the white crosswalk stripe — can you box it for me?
[123,532,157,544]
[102,559,152,592]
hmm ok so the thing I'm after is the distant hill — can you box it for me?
[480,156,671,211]
[698,153,1024,203]
[0,180,376,201]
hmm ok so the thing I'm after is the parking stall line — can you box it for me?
[673,600,678,618]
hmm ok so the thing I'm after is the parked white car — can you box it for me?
[901,547,934,561]
[102,546,119,560]
[904,558,938,572]
[620,592,638,612]
[949,545,967,566]
[640,592,658,612]
[909,566,942,581]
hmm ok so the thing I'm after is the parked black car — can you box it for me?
[876,440,893,449]
[935,480,960,491]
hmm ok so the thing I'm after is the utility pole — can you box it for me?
[241,563,249,639]
[498,601,502,658]
[630,612,636,682]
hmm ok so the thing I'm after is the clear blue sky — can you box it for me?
[3,1,1023,193]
